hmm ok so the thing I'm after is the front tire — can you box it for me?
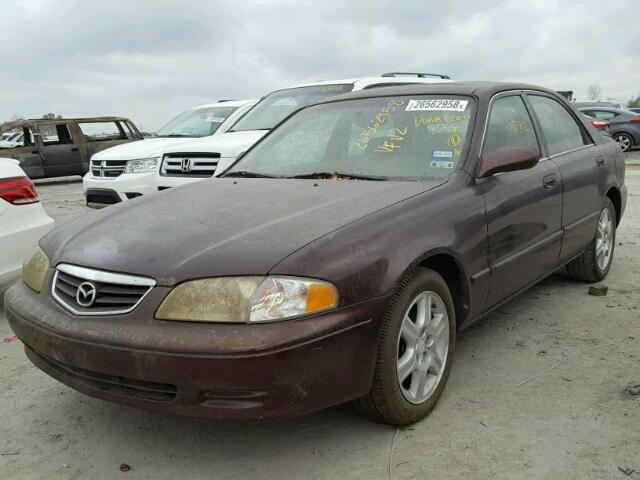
[614,133,633,152]
[353,268,456,425]
[566,198,616,282]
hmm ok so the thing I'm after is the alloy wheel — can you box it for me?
[396,291,449,404]
[596,208,614,271]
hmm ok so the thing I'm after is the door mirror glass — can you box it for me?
[478,147,540,178]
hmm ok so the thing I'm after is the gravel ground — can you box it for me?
[1,152,639,480]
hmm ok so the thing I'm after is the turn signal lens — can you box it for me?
[22,247,50,293]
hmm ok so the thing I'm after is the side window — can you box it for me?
[484,95,539,155]
[78,121,126,141]
[528,95,588,155]
[40,124,73,145]
[586,110,616,120]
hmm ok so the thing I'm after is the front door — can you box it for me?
[39,123,83,177]
[477,94,563,306]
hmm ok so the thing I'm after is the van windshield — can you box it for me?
[229,84,354,132]
[157,106,238,138]
[227,95,475,180]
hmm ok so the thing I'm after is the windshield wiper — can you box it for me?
[224,171,280,178]
[160,134,195,138]
[286,172,386,181]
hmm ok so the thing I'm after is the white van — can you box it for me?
[83,99,256,207]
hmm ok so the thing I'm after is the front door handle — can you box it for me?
[596,156,605,167]
[71,147,79,152]
[543,174,557,189]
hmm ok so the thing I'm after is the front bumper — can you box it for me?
[5,281,388,420]
[82,172,157,208]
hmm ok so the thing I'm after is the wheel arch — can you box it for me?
[606,186,622,226]
[399,249,471,328]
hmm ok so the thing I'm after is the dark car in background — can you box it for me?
[629,107,640,115]
[578,107,640,151]
[6,82,627,426]
[0,117,143,179]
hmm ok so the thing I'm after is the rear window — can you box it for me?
[78,121,131,141]
[230,84,354,132]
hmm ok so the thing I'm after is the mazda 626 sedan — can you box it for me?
[6,82,627,425]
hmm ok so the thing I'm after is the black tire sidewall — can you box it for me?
[378,268,456,425]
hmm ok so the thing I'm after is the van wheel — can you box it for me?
[566,198,616,282]
[353,268,456,425]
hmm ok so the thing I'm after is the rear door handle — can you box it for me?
[596,156,605,167]
[543,174,557,189]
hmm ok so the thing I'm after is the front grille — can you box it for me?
[52,264,155,316]
[160,153,220,177]
[30,349,177,402]
[91,159,128,178]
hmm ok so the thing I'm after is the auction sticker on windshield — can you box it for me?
[406,99,469,112]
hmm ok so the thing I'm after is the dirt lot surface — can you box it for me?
[1,153,639,480]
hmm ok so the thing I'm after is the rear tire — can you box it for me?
[353,268,456,425]
[613,133,633,152]
[565,198,616,282]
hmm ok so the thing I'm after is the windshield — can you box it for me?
[229,84,354,132]
[226,95,475,180]
[157,106,238,137]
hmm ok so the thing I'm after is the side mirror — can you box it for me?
[478,147,540,178]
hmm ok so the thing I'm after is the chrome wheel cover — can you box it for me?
[396,291,449,404]
[596,208,614,271]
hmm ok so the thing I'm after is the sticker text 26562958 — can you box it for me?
[406,99,469,112]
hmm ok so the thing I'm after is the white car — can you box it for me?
[83,99,256,208]
[85,72,451,206]
[0,158,54,285]
[0,131,24,149]
[154,72,452,192]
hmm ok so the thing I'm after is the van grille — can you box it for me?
[91,159,128,178]
[52,264,155,316]
[160,153,220,177]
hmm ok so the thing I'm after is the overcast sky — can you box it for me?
[1,0,638,131]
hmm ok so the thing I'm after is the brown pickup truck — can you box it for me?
[0,117,142,179]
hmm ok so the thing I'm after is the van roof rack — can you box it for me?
[381,72,450,80]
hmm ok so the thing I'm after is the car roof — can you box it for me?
[191,99,256,109]
[0,116,133,132]
[306,81,558,104]
[284,74,452,90]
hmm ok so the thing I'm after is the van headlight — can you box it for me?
[124,158,159,174]
[156,276,339,323]
[22,247,50,293]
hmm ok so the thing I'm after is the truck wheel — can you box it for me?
[353,268,456,425]
[566,198,616,282]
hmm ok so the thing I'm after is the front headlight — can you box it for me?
[22,247,50,293]
[155,276,338,323]
[124,157,159,174]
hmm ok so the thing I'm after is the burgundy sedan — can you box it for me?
[6,82,627,425]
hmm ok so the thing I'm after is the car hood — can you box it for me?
[162,130,268,157]
[41,177,446,284]
[91,137,206,161]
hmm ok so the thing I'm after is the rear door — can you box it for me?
[38,123,83,177]
[526,94,604,261]
[478,93,563,306]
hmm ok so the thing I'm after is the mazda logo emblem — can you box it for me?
[181,158,192,173]
[76,282,97,307]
